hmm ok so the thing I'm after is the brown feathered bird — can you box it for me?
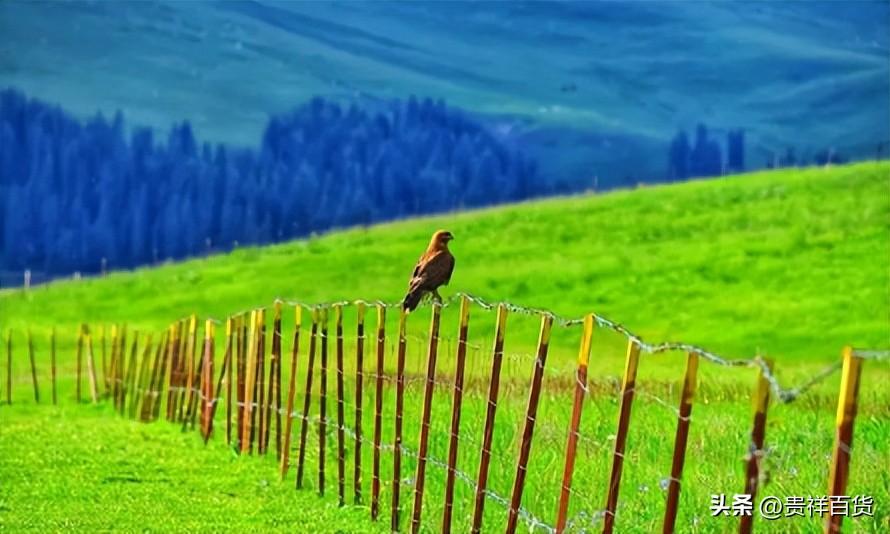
[403,230,455,312]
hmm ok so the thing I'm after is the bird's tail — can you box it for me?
[402,288,423,312]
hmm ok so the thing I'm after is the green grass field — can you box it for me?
[2,162,888,533]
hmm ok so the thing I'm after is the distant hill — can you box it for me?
[1,1,887,185]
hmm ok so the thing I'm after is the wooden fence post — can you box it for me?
[825,347,864,534]
[256,309,268,454]
[122,332,139,415]
[179,316,197,423]
[166,321,183,421]
[200,320,215,441]
[207,320,231,442]
[505,314,553,534]
[442,296,470,534]
[236,315,246,446]
[738,357,772,534]
[603,339,642,534]
[27,329,39,403]
[100,324,109,395]
[318,308,330,496]
[470,304,509,534]
[556,314,595,533]
[662,351,700,534]
[391,309,408,533]
[131,334,153,419]
[241,310,259,454]
[85,327,99,403]
[271,302,283,459]
[7,329,13,404]
[354,302,367,504]
[225,317,234,445]
[75,326,83,403]
[280,306,302,479]
[335,305,347,506]
[109,325,120,405]
[141,329,168,421]
[153,325,176,421]
[410,304,442,533]
[371,305,386,520]
[50,328,57,405]
[296,309,319,489]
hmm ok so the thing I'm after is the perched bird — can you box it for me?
[403,230,455,312]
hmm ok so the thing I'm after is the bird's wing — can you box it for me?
[410,251,453,291]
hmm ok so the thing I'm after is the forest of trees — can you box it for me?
[667,124,744,181]
[0,89,541,275]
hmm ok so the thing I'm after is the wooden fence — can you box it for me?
[2,294,886,534]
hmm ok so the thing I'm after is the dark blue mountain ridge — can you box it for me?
[0,88,539,275]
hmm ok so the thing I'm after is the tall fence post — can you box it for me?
[280,306,302,480]
[206,319,231,441]
[471,304,509,534]
[296,309,319,489]
[100,324,109,396]
[75,326,83,403]
[318,307,329,496]
[371,304,386,520]
[739,357,773,534]
[505,314,553,534]
[662,351,700,534]
[825,347,864,534]
[335,304,347,506]
[257,308,268,454]
[122,332,139,416]
[179,316,197,423]
[442,296,470,534]
[556,314,595,533]
[266,302,283,458]
[27,329,39,403]
[50,328,57,405]
[410,303,442,534]
[241,310,259,454]
[225,317,235,445]
[353,302,366,505]
[131,334,153,419]
[236,315,246,447]
[391,309,408,533]
[603,339,642,534]
[7,329,13,404]
[200,320,215,441]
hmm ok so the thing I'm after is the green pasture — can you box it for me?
[2,162,889,533]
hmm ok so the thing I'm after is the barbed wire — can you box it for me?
[198,292,887,406]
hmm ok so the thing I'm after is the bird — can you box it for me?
[402,230,455,312]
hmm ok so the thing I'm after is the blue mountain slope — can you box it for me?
[0,0,886,184]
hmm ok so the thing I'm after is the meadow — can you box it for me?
[1,162,888,533]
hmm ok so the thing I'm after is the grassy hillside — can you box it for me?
[2,161,888,364]
[2,162,888,534]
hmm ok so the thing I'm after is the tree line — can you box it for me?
[0,89,540,275]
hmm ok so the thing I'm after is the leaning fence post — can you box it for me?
[556,314,595,533]
[296,309,319,489]
[825,347,864,534]
[27,329,39,403]
[471,304,509,534]
[335,304,347,506]
[85,327,99,403]
[100,324,109,395]
[442,296,470,534]
[354,302,367,504]
[207,320,230,441]
[50,328,57,405]
[318,308,330,496]
[602,339,642,534]
[410,303,442,534]
[371,304,386,520]
[256,309,268,454]
[391,308,408,533]
[739,357,773,534]
[122,332,139,416]
[662,351,700,534]
[131,334,153,419]
[505,314,553,534]
[280,306,302,480]
[75,326,83,403]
